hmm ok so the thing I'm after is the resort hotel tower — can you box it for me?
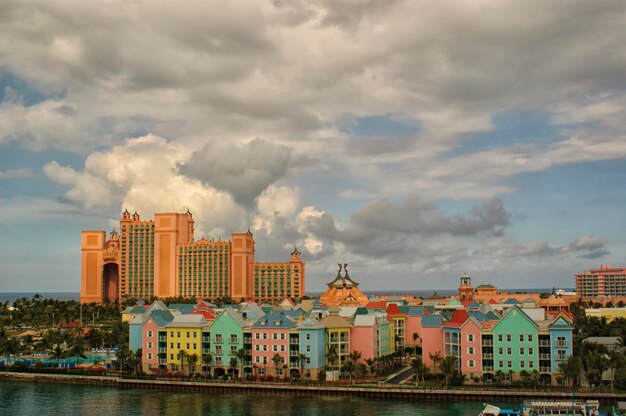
[80,210,305,304]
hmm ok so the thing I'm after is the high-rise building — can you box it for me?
[576,264,626,298]
[81,210,305,304]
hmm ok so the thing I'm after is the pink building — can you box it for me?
[351,315,379,361]
[251,314,295,377]
[421,314,444,368]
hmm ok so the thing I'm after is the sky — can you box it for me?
[1,0,626,293]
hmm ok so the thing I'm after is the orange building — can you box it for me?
[319,263,369,306]
[81,211,305,304]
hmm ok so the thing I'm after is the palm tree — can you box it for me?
[298,353,307,378]
[411,356,425,386]
[50,345,64,368]
[429,351,443,374]
[178,350,188,375]
[272,352,284,377]
[531,369,540,388]
[326,345,339,374]
[412,333,419,354]
[440,355,458,389]
[229,357,238,379]
[235,348,246,379]
[559,355,582,388]
[187,353,199,377]
[365,358,377,382]
[608,350,624,390]
[202,353,213,378]
[342,360,356,384]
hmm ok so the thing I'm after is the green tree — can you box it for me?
[235,348,246,379]
[187,353,199,377]
[298,353,308,378]
[440,355,458,389]
[202,353,213,378]
[272,353,284,377]
[178,350,188,375]
[326,345,339,374]
[559,355,583,388]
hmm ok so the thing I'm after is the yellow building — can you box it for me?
[585,307,626,322]
[320,314,352,371]
[164,314,210,373]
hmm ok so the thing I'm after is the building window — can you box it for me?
[281,334,286,340]
[230,346,237,354]
[148,331,153,338]
[147,342,153,349]
[528,334,533,342]
[306,334,311,341]
[507,347,511,355]
[520,348,524,355]
[520,361,525,368]
[177,332,181,338]
[255,333,260,340]
[507,361,512,368]
[177,343,180,349]
[468,347,475,355]
[468,360,475,368]
[498,360,503,367]
[528,348,533,355]
[498,334,503,342]
[306,345,311,353]
[147,353,152,360]
[467,334,474,342]
[519,334,524,342]
[506,334,512,342]
[529,361,534,368]
[230,334,238,343]
[498,347,503,355]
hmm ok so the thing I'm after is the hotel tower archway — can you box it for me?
[103,262,119,303]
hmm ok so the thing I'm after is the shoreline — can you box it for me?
[1,372,625,402]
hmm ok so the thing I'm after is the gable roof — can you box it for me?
[149,310,174,327]
[252,313,296,329]
[366,301,387,309]
[422,315,443,327]
[446,297,463,307]
[494,305,538,330]
[386,303,404,316]
[320,314,352,329]
[407,306,427,316]
[504,298,520,305]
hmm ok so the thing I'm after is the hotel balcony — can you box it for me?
[158,348,167,353]
[202,348,210,354]
[289,339,299,345]
[482,340,493,346]
[539,353,551,360]
[540,366,552,373]
[243,337,252,344]
[482,353,493,359]
[202,337,210,343]
[482,366,494,372]
[158,336,167,342]
[556,341,568,348]
[539,340,550,347]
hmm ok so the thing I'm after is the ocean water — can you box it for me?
[0,380,498,416]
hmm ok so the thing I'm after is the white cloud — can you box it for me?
[0,167,33,180]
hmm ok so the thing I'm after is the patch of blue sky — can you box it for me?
[503,159,626,244]
[340,114,420,137]
[292,173,370,218]
[445,111,564,157]
[0,71,64,106]
[0,142,85,197]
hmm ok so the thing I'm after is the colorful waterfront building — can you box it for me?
[297,318,326,378]
[321,314,352,370]
[209,307,248,378]
[81,211,305,304]
[251,313,295,377]
[165,314,209,373]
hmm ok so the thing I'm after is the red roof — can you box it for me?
[366,301,387,309]
[386,303,404,316]
[488,299,497,304]
[448,309,470,325]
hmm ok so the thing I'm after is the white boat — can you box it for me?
[480,400,604,416]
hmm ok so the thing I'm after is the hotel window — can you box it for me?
[306,358,311,364]
[186,343,190,349]
[193,344,197,350]
[177,332,181,338]
[230,334,238,343]
[177,343,181,349]
[193,332,197,339]
[170,343,174,349]
[230,346,237,354]
[281,345,285,352]
[529,361,534,368]
[186,332,190,338]
[255,345,259,351]
[281,334,286,340]
[170,331,174,337]
[263,345,267,351]
[273,333,277,340]
[273,345,277,352]
[170,354,174,360]
[263,333,267,340]
[255,333,260,340]
[498,360,503,367]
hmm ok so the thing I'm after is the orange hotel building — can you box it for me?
[81,210,305,304]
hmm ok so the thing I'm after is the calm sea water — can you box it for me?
[0,380,501,416]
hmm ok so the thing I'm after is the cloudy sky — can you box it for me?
[1,0,625,293]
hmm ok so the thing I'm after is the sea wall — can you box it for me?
[1,372,625,403]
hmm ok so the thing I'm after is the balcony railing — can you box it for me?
[557,355,567,361]
[158,336,166,342]
[158,358,167,364]
[482,340,493,346]
[290,351,299,357]
[202,337,210,343]
[290,340,299,345]
[539,354,551,360]
[202,348,210,354]
[482,366,494,372]
[158,348,167,353]
[539,340,550,347]
[482,353,493,359]
[540,366,552,373]
[556,341,568,348]
[243,337,252,344]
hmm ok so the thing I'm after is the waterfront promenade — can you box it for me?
[2,371,625,402]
